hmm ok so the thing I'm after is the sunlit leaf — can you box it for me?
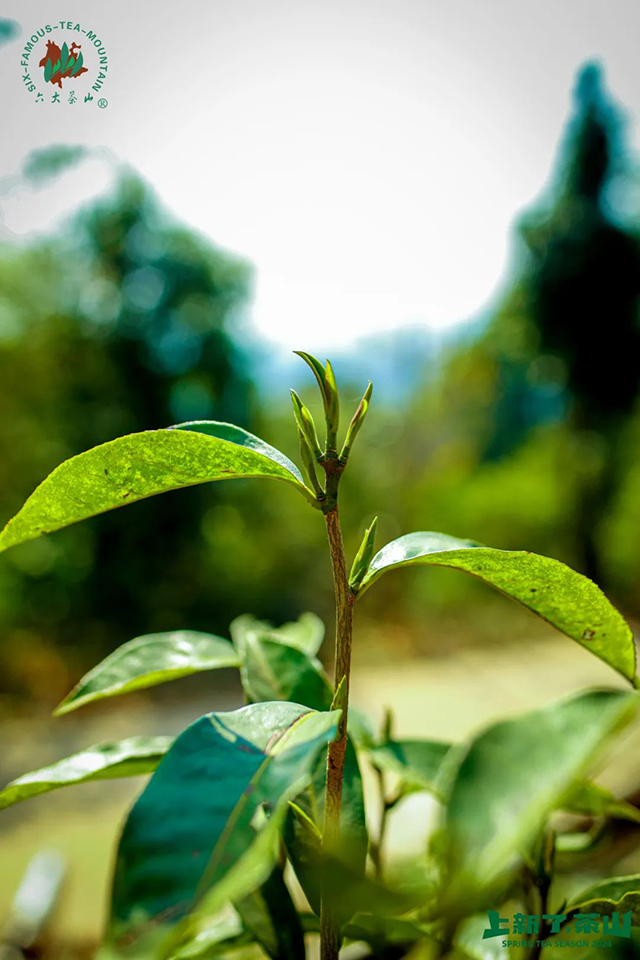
[0,736,172,810]
[230,611,325,658]
[567,874,640,922]
[441,690,638,906]
[171,911,249,959]
[561,781,640,824]
[240,635,332,711]
[109,702,339,949]
[54,631,240,716]
[357,532,636,682]
[0,423,313,554]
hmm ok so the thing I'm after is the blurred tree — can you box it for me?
[485,64,640,583]
[0,167,256,697]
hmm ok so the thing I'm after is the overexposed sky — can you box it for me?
[1,0,640,350]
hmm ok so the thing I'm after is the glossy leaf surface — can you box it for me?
[0,736,171,810]
[358,532,636,682]
[55,631,240,716]
[109,702,339,948]
[230,612,325,658]
[240,636,332,711]
[0,423,311,554]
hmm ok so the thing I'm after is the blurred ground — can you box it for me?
[2,629,638,950]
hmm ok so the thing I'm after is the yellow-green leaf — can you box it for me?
[357,532,636,682]
[54,631,240,716]
[0,736,172,810]
[0,423,313,554]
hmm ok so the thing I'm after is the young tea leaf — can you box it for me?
[357,532,636,683]
[0,424,313,555]
[240,635,333,711]
[0,736,172,810]
[230,612,325,657]
[54,631,240,716]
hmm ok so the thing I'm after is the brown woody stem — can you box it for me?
[319,489,354,960]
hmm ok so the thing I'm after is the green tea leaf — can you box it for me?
[368,739,452,795]
[230,611,325,657]
[284,740,368,918]
[70,50,84,76]
[235,866,304,959]
[109,702,339,948]
[0,736,171,810]
[358,532,636,683]
[51,59,61,77]
[344,912,427,950]
[441,689,638,906]
[61,42,69,65]
[44,57,53,81]
[567,874,640,922]
[561,781,640,824]
[240,636,333,710]
[0,423,313,554]
[54,631,240,716]
[171,912,249,959]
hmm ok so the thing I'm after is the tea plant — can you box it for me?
[2,353,640,960]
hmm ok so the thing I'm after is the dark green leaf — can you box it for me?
[71,50,84,76]
[54,631,240,716]
[61,41,69,65]
[284,739,368,918]
[0,424,312,555]
[230,612,325,657]
[235,866,304,959]
[44,57,53,81]
[240,636,332,711]
[0,736,171,810]
[358,532,636,683]
[441,690,638,905]
[109,702,339,949]
[368,739,452,795]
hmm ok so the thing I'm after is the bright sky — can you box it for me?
[1,0,640,351]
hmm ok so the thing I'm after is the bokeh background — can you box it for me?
[2,0,640,953]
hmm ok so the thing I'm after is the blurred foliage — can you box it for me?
[3,63,640,706]
[0,171,260,701]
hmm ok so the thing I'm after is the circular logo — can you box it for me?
[19,20,109,106]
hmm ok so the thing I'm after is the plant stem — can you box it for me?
[320,499,354,960]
